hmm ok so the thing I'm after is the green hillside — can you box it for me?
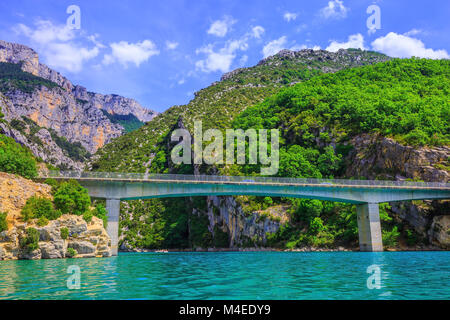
[91,49,389,172]
[90,52,449,251]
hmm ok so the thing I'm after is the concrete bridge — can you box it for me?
[42,171,450,255]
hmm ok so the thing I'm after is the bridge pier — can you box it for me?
[356,203,383,252]
[106,199,120,256]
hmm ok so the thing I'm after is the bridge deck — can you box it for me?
[41,171,450,191]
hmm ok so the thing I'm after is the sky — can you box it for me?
[0,0,449,112]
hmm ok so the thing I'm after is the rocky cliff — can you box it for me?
[0,40,158,168]
[0,172,111,260]
[344,134,450,248]
[0,214,111,260]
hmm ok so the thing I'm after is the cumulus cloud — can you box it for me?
[283,12,298,22]
[326,33,366,52]
[291,44,321,51]
[319,0,349,19]
[252,26,265,39]
[195,38,248,73]
[207,16,236,37]
[165,41,179,50]
[196,25,264,73]
[371,32,449,59]
[13,20,100,73]
[103,40,160,67]
[262,36,288,58]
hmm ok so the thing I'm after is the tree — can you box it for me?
[53,180,91,216]
[0,134,37,179]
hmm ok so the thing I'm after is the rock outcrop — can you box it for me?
[0,172,111,260]
[0,39,158,164]
[0,172,52,226]
[346,134,449,248]
[345,133,449,182]
[0,215,111,260]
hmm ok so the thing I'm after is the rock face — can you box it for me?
[0,215,111,260]
[0,172,112,259]
[204,196,288,247]
[345,134,449,182]
[0,39,158,164]
[0,172,52,226]
[346,134,449,248]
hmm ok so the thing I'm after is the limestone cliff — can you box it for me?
[0,215,111,260]
[0,40,158,166]
[0,172,111,260]
[345,134,450,249]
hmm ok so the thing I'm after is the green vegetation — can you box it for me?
[66,248,77,258]
[92,54,448,251]
[7,116,91,163]
[60,227,69,240]
[21,196,60,222]
[90,204,108,227]
[19,227,40,252]
[235,59,449,147]
[36,216,49,227]
[0,133,38,179]
[101,110,145,133]
[0,212,7,232]
[53,180,91,216]
[0,62,60,94]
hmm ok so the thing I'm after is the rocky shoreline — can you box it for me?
[0,214,111,260]
[120,245,446,253]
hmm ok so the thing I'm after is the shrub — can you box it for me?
[383,226,400,248]
[66,248,77,258]
[60,227,69,240]
[53,180,91,216]
[91,204,108,228]
[0,134,37,179]
[21,196,60,222]
[83,210,93,223]
[37,216,49,227]
[309,217,326,235]
[19,227,40,252]
[0,212,7,232]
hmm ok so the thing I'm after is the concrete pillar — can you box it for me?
[106,199,120,256]
[356,203,383,252]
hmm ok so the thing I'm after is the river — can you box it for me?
[0,251,448,300]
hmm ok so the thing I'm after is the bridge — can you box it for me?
[41,171,450,255]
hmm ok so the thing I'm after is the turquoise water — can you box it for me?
[0,251,449,300]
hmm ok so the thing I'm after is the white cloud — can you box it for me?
[283,12,298,22]
[319,0,349,19]
[195,38,248,73]
[403,29,423,37]
[326,33,366,52]
[371,32,449,59]
[165,41,179,50]
[239,55,248,66]
[13,20,100,73]
[196,24,264,73]
[252,26,265,39]
[291,44,321,51]
[207,16,236,37]
[262,36,288,58]
[103,40,160,67]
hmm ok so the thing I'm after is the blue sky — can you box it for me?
[0,0,449,112]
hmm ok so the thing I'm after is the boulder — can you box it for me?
[68,241,96,255]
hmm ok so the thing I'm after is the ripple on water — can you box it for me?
[0,251,448,300]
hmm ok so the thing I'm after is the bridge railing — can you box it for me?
[40,171,450,189]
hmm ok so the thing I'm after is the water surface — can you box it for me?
[0,251,448,300]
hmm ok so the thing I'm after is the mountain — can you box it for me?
[87,49,444,251]
[91,48,389,172]
[0,40,158,170]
